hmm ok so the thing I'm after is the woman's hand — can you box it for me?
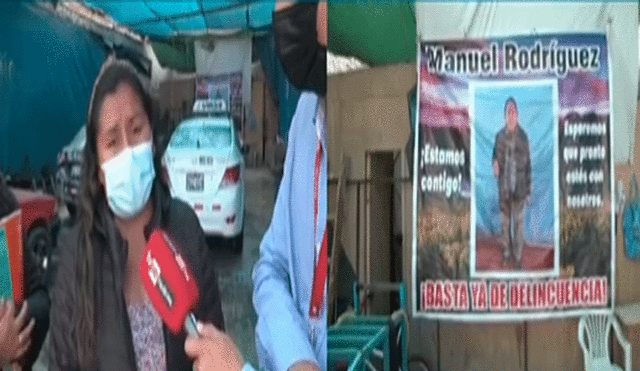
[0,300,35,368]
[185,322,244,371]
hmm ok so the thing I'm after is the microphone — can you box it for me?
[140,229,200,336]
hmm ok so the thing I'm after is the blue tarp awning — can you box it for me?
[84,1,299,141]
[85,1,276,38]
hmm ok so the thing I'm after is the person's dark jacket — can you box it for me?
[492,125,531,203]
[49,180,224,370]
[0,174,50,370]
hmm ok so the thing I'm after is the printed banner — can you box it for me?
[196,73,243,118]
[413,33,613,319]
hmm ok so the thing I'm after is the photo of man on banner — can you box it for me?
[472,82,558,277]
[493,96,532,269]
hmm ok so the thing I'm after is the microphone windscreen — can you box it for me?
[140,229,199,335]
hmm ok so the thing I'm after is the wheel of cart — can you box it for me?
[328,282,408,371]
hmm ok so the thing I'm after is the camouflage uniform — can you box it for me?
[492,125,531,266]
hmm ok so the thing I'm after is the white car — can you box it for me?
[163,105,244,252]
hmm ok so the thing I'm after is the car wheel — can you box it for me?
[27,226,52,272]
[230,231,243,254]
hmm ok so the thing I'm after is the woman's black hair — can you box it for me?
[72,56,161,367]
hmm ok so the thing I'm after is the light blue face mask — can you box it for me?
[101,141,156,219]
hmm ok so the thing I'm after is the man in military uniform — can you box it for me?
[492,97,531,269]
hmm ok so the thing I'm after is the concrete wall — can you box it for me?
[328,63,640,370]
[328,63,415,282]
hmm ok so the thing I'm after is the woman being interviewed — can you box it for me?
[50,56,224,370]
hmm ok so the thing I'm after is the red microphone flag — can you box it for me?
[140,229,200,335]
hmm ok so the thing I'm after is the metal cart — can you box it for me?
[328,282,408,371]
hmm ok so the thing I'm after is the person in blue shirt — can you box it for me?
[185,2,327,371]
[252,2,327,369]
[252,89,326,371]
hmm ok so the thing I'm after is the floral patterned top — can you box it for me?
[127,301,167,371]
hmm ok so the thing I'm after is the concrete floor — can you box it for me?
[33,166,277,369]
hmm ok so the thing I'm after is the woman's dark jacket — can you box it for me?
[49,181,224,370]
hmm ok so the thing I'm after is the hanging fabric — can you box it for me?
[623,174,640,260]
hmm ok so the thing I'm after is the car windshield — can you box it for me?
[170,124,232,149]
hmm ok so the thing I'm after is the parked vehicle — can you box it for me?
[56,125,85,216]
[163,99,245,252]
[10,187,57,273]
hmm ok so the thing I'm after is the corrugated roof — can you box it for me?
[83,1,276,38]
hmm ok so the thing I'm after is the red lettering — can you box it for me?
[526,283,535,309]
[557,280,566,307]
[571,280,581,307]
[490,282,503,310]
[424,280,477,310]
[490,283,499,309]
[520,283,528,309]
[453,281,461,310]
[581,280,590,305]
[435,281,443,308]
[458,282,469,310]
[499,283,508,309]
[565,280,573,307]
[443,281,453,309]
[489,282,509,311]
[595,277,608,306]
[423,281,433,309]
[536,282,547,309]
[471,281,488,310]
[478,284,487,309]
[548,281,556,308]
[510,283,519,309]
[593,279,602,304]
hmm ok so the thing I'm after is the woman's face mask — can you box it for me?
[273,3,326,96]
[101,141,155,219]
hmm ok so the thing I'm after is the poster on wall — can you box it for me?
[196,72,243,118]
[412,33,613,320]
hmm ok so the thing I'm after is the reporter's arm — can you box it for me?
[184,323,243,371]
